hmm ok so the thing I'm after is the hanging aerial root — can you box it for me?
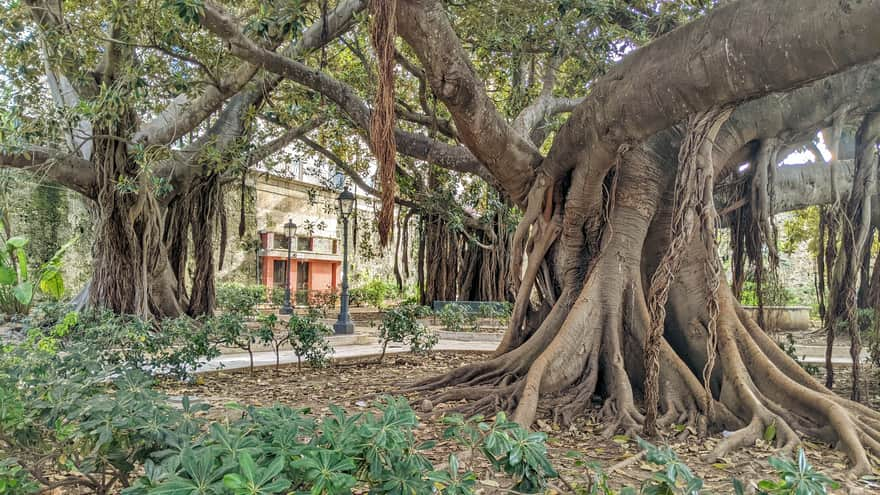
[643,106,731,436]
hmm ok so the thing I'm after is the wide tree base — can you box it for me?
[406,179,880,475]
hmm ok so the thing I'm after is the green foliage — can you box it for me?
[377,303,436,361]
[739,278,795,307]
[442,411,557,493]
[0,343,204,495]
[22,309,219,379]
[0,232,73,315]
[215,284,266,317]
[208,312,262,374]
[754,449,839,495]
[255,313,289,370]
[350,277,397,309]
[437,303,479,333]
[288,309,333,369]
[0,459,38,495]
[636,438,703,495]
[568,441,838,495]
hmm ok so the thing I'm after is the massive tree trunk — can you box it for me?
[396,0,880,474]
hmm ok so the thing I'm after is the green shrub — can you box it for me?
[208,312,261,374]
[22,309,219,379]
[309,289,339,316]
[288,309,333,369]
[753,448,839,494]
[0,459,38,495]
[739,278,794,307]
[0,234,73,315]
[351,277,397,308]
[378,303,436,362]
[0,345,201,495]
[438,304,479,332]
[215,283,266,316]
[256,313,289,370]
[1,337,556,495]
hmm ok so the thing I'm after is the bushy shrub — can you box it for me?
[481,301,513,327]
[0,345,201,495]
[22,309,219,379]
[215,283,266,316]
[438,303,479,332]
[288,309,334,369]
[1,323,557,495]
[350,277,397,308]
[442,412,557,493]
[378,303,436,362]
[256,313,289,369]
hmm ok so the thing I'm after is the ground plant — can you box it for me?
[256,313,289,370]
[215,284,267,317]
[0,233,72,315]
[288,309,333,369]
[437,304,479,333]
[378,302,436,362]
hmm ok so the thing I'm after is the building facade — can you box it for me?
[254,174,343,304]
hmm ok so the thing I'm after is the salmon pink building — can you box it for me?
[254,175,344,305]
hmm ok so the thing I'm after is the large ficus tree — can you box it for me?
[0,0,361,316]
[191,0,880,474]
[5,0,880,474]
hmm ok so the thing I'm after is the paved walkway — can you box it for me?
[197,339,499,373]
[197,336,868,374]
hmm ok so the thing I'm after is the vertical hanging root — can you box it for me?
[644,107,731,435]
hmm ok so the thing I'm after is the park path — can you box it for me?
[197,333,867,374]
[197,337,499,373]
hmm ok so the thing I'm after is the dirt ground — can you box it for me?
[159,352,880,494]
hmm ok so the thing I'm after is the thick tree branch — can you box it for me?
[249,116,327,165]
[197,1,492,183]
[542,0,880,183]
[396,0,541,203]
[0,147,97,198]
[136,0,366,147]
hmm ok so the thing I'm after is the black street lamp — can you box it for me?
[333,187,355,335]
[279,219,297,315]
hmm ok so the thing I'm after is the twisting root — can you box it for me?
[643,106,731,435]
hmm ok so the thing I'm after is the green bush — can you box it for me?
[208,312,262,374]
[378,303,436,362]
[739,278,794,307]
[288,309,333,369]
[215,283,266,316]
[438,303,479,332]
[0,345,201,495]
[22,309,219,379]
[2,335,554,495]
[350,277,397,308]
[442,412,557,493]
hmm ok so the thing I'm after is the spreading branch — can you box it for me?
[0,147,97,198]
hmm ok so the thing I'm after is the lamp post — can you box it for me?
[333,187,355,335]
[279,219,297,315]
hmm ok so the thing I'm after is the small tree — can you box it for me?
[256,313,289,370]
[210,313,259,374]
[288,309,333,369]
[378,303,436,363]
